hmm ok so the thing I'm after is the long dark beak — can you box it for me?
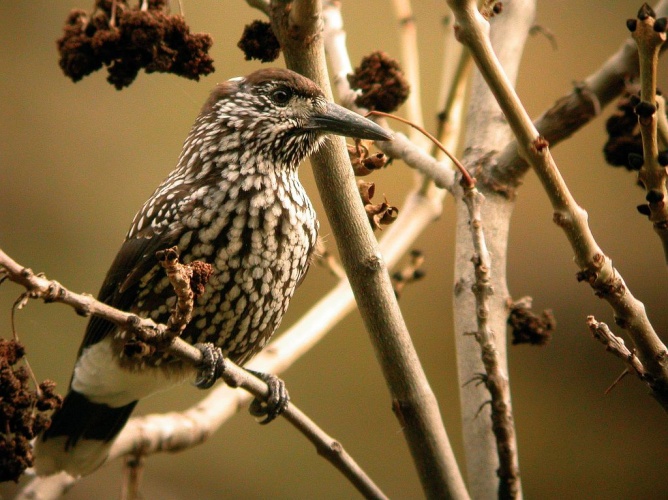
[306,102,392,141]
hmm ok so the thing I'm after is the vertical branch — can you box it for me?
[390,0,428,149]
[271,1,469,498]
[462,186,521,499]
[448,1,535,498]
[628,5,668,262]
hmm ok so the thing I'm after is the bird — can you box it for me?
[34,67,391,476]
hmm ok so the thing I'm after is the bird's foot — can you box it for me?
[193,343,226,389]
[247,370,290,424]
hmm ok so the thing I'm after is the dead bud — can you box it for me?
[189,261,213,297]
[0,338,63,482]
[348,140,389,176]
[507,297,555,346]
[392,250,426,298]
[358,180,399,231]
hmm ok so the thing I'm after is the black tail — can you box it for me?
[35,390,137,476]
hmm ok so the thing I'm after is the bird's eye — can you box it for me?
[271,87,292,106]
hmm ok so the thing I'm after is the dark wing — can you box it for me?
[77,227,181,355]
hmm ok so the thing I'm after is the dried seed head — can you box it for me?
[348,51,410,113]
[56,2,214,89]
[0,339,63,482]
[237,20,281,63]
[507,299,555,346]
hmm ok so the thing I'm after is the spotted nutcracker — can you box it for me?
[35,68,391,476]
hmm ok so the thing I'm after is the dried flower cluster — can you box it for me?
[358,180,399,231]
[507,298,555,346]
[348,51,410,113]
[57,0,214,89]
[348,140,389,176]
[237,20,281,63]
[1,339,62,482]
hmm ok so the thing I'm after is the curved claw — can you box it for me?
[193,343,225,389]
[247,370,290,424]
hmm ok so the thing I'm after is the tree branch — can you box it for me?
[0,249,386,500]
[628,5,668,262]
[271,1,468,498]
[490,0,668,191]
[449,1,535,497]
[447,0,668,411]
[586,316,648,388]
[462,185,521,499]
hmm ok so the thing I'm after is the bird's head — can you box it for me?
[198,68,391,167]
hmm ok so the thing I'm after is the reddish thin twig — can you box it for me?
[365,110,476,188]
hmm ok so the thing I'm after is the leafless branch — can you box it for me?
[272,1,468,498]
[447,0,668,412]
[0,248,386,500]
[490,0,668,190]
[628,5,668,262]
[586,316,647,387]
[462,185,521,499]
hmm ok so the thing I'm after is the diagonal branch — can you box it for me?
[586,316,648,387]
[628,5,668,262]
[271,1,469,498]
[0,248,386,500]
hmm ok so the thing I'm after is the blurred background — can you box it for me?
[1,1,666,498]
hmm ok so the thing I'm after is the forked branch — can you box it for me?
[447,0,668,411]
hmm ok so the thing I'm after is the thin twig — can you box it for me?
[447,0,668,411]
[629,5,668,262]
[390,0,428,150]
[434,47,473,152]
[120,454,144,500]
[462,185,521,499]
[586,316,648,386]
[366,110,475,188]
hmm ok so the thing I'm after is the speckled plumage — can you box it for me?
[127,71,324,367]
[36,68,391,476]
